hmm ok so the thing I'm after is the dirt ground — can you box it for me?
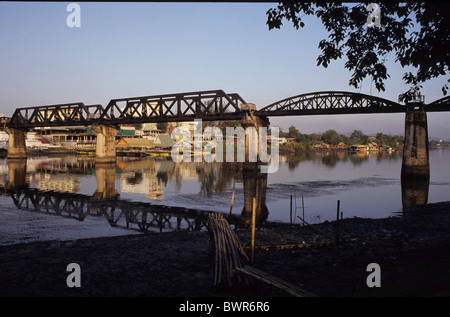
[1,201,449,300]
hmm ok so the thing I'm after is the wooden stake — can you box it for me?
[293,195,296,225]
[251,196,256,264]
[290,195,293,225]
[229,177,236,216]
[302,195,305,226]
[336,200,340,242]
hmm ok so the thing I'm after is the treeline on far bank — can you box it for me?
[279,126,404,152]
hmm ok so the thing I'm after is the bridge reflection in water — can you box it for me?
[401,178,429,210]
[1,155,430,235]
[240,163,269,224]
[1,159,214,233]
[1,158,264,234]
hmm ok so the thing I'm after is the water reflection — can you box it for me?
[6,186,210,233]
[1,159,213,233]
[117,159,172,199]
[5,159,27,190]
[0,149,439,240]
[0,156,272,234]
[240,164,269,224]
[92,163,119,201]
[282,150,401,170]
[401,178,429,210]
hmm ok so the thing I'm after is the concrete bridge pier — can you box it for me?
[5,127,27,160]
[401,102,430,181]
[92,124,118,164]
[240,110,270,170]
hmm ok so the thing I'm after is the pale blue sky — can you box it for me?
[1,2,449,139]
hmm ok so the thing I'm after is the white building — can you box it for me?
[0,131,8,142]
[141,123,161,137]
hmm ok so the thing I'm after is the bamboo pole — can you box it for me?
[234,266,318,297]
[243,243,311,251]
[208,213,249,287]
[209,215,220,285]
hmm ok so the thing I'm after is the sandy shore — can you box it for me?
[1,201,449,298]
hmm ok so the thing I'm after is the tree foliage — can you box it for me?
[281,125,314,142]
[374,132,404,148]
[157,122,168,132]
[281,126,349,145]
[321,129,348,145]
[278,126,404,152]
[350,129,368,144]
[266,2,449,102]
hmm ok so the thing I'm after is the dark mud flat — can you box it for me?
[0,202,450,297]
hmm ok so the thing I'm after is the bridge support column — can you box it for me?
[401,103,430,181]
[240,112,270,170]
[92,124,118,164]
[5,128,27,160]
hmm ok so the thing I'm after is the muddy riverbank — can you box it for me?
[0,201,449,298]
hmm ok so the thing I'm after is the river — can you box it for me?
[0,149,448,245]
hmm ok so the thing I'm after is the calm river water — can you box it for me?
[0,149,449,245]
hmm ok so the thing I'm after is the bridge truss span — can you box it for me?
[99,89,247,125]
[9,103,105,128]
[255,91,405,117]
[426,96,450,111]
[6,90,248,129]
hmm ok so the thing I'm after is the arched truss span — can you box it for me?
[255,91,405,116]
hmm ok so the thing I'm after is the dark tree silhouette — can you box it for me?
[266,2,449,102]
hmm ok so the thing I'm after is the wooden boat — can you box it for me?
[76,150,95,155]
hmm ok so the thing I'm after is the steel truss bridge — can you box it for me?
[256,92,449,116]
[6,90,450,129]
